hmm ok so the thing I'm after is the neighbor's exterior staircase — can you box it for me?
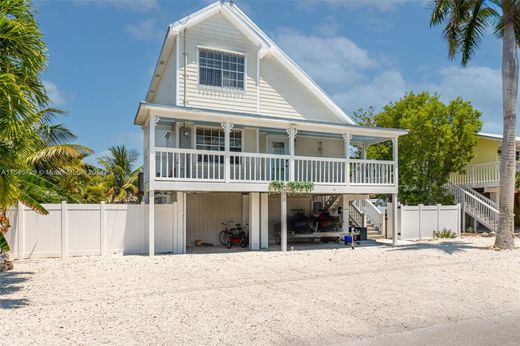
[447,183,498,232]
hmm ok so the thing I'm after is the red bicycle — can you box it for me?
[219,221,248,249]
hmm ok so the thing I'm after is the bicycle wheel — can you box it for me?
[219,230,227,246]
[225,238,233,249]
[239,235,248,248]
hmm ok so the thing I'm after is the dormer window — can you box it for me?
[198,48,245,90]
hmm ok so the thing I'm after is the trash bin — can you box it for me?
[349,226,368,241]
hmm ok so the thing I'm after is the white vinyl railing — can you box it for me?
[353,199,385,234]
[229,152,289,182]
[448,183,498,231]
[154,148,396,186]
[450,161,520,187]
[350,160,394,185]
[294,156,347,184]
[156,148,225,181]
[349,202,366,227]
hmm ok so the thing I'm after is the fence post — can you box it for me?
[61,201,68,258]
[436,204,441,234]
[100,202,106,255]
[456,203,461,237]
[418,204,423,240]
[17,202,25,260]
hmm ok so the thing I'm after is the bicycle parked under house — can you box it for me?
[219,221,249,249]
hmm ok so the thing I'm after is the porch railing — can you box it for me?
[154,148,396,186]
[449,161,520,187]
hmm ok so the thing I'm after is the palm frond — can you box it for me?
[0,232,9,252]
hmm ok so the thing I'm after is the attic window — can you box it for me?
[198,48,245,90]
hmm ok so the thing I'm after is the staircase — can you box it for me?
[350,200,385,239]
[447,183,498,232]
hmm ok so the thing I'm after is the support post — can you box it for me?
[148,190,155,256]
[287,128,297,181]
[175,191,186,254]
[61,201,68,258]
[342,195,349,231]
[281,191,288,252]
[149,116,159,185]
[392,137,399,186]
[260,193,269,249]
[343,134,351,185]
[392,193,398,246]
[249,192,260,250]
[361,144,367,160]
[418,203,423,240]
[100,201,106,255]
[17,202,25,260]
[221,122,234,182]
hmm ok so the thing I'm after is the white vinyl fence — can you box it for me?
[6,202,177,259]
[395,204,462,240]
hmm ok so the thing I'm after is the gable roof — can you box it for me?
[145,0,355,125]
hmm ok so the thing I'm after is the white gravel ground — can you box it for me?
[1,237,520,346]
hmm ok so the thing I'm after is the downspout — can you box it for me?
[183,28,188,106]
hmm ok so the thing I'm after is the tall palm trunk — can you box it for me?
[496,0,518,249]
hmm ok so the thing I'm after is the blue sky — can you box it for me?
[35,0,506,163]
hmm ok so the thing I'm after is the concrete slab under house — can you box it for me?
[133,1,406,255]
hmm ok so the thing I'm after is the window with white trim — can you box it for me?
[196,128,242,163]
[199,49,245,89]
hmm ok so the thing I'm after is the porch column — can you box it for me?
[260,193,269,249]
[174,191,186,254]
[392,137,399,186]
[392,193,398,246]
[361,144,367,160]
[221,122,234,182]
[249,192,260,250]
[147,116,159,257]
[342,194,349,231]
[343,133,351,185]
[148,190,155,256]
[149,116,159,185]
[281,191,288,252]
[287,128,297,181]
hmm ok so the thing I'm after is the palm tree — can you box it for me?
[431,0,517,249]
[0,1,93,267]
[98,146,141,203]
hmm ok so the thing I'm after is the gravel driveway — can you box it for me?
[1,237,519,345]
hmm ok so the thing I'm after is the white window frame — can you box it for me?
[195,125,243,153]
[196,46,247,92]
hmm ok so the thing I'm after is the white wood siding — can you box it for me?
[153,40,177,105]
[178,13,258,113]
[150,12,346,123]
[259,55,341,122]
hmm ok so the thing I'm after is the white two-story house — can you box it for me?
[134,1,405,255]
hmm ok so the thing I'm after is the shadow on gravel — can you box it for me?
[387,241,486,255]
[0,271,32,309]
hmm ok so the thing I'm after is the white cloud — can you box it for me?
[273,28,378,89]
[125,18,164,41]
[43,80,66,105]
[72,0,158,12]
[271,28,506,133]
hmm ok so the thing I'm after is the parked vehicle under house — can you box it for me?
[134,1,406,255]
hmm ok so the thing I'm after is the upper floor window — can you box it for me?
[199,49,245,90]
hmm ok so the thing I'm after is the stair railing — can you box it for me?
[448,183,498,231]
[353,199,385,234]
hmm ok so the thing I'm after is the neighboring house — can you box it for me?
[449,132,520,231]
[134,1,406,255]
